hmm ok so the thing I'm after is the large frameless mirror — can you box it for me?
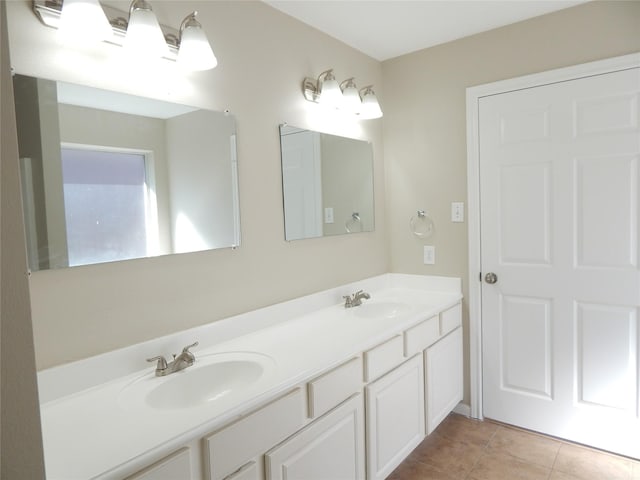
[13,74,240,271]
[279,125,374,241]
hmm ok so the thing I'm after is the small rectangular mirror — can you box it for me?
[279,125,374,241]
[13,74,240,271]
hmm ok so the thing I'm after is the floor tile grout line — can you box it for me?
[549,442,562,479]
[392,413,640,480]
[463,422,499,479]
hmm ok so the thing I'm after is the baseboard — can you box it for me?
[453,402,472,417]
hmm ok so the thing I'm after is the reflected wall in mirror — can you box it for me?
[279,125,374,241]
[13,74,240,271]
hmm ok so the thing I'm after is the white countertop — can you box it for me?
[38,274,462,479]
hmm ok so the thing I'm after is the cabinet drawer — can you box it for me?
[308,357,362,418]
[440,303,462,336]
[364,335,404,382]
[404,316,439,356]
[205,389,306,480]
[126,448,191,480]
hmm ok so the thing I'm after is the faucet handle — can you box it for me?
[146,355,168,370]
[182,341,199,354]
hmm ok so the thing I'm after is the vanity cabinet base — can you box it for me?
[365,355,425,480]
[266,394,365,480]
[425,326,463,434]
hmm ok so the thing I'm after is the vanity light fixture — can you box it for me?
[57,0,112,42]
[302,70,341,108]
[302,70,383,119]
[176,12,218,71]
[316,70,342,108]
[359,86,383,119]
[32,0,219,72]
[340,78,361,114]
[123,0,168,58]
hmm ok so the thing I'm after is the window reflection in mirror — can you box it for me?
[279,125,374,241]
[61,146,152,267]
[12,74,240,271]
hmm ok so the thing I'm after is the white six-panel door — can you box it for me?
[479,67,640,458]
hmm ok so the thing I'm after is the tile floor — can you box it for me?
[388,413,640,480]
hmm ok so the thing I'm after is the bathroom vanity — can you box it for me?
[38,274,463,479]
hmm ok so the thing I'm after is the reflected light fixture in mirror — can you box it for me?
[58,0,112,43]
[32,0,218,72]
[302,69,383,119]
[176,11,218,71]
[124,0,168,58]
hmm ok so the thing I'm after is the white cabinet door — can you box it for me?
[126,448,192,480]
[365,355,425,480]
[265,394,365,480]
[223,461,260,480]
[425,326,463,434]
[205,389,306,480]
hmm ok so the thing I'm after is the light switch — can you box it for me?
[324,207,334,224]
[451,202,464,222]
[423,245,435,265]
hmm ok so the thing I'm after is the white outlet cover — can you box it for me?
[423,245,435,265]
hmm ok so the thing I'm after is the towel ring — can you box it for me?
[345,212,363,233]
[410,210,435,238]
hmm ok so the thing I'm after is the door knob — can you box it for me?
[484,272,498,284]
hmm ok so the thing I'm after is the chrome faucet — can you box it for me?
[146,341,199,377]
[343,290,371,308]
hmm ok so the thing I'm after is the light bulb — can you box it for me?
[359,86,383,119]
[58,0,112,43]
[318,70,343,109]
[341,78,361,114]
[124,0,168,58]
[177,12,217,71]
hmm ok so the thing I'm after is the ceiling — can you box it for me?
[264,0,588,61]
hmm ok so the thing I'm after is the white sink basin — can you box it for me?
[353,301,412,319]
[119,352,275,411]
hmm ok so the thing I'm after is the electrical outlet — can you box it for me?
[451,202,464,222]
[423,245,435,265]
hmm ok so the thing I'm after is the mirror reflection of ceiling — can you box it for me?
[280,125,374,241]
[56,82,198,119]
[13,74,240,272]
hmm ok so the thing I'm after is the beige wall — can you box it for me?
[0,1,46,476]
[3,0,639,403]
[382,0,640,405]
[6,0,386,369]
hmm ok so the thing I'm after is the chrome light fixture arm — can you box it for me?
[302,69,335,102]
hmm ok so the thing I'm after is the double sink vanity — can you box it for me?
[38,274,463,480]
